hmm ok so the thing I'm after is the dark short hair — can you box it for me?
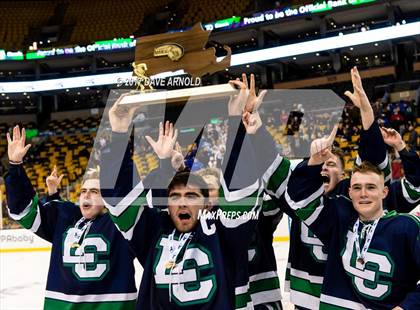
[168,169,209,199]
[352,161,383,178]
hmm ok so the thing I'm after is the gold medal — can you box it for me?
[71,243,80,248]
[165,261,176,269]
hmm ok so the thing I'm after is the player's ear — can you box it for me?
[382,186,389,199]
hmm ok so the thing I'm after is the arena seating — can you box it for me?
[1,94,419,228]
[64,0,169,44]
[178,0,251,27]
[0,1,55,50]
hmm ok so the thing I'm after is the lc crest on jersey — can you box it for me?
[153,235,217,306]
[300,222,328,262]
[62,229,111,281]
[341,231,395,300]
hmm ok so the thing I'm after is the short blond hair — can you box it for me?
[352,161,383,178]
[82,167,100,184]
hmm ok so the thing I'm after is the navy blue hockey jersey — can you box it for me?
[100,116,266,310]
[5,164,137,309]
[285,159,420,309]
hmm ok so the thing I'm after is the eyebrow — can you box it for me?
[351,183,377,187]
[169,191,201,197]
[81,188,100,191]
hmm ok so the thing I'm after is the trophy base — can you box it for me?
[118,83,237,106]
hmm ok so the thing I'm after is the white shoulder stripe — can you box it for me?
[320,294,368,309]
[289,289,320,310]
[104,181,145,217]
[45,290,137,303]
[249,271,279,282]
[290,267,324,284]
[8,199,34,221]
[220,176,260,202]
[285,185,324,211]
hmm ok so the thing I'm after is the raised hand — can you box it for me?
[228,73,249,116]
[308,125,338,166]
[344,67,370,109]
[46,165,64,196]
[344,67,374,130]
[108,93,139,133]
[7,125,31,163]
[242,111,262,135]
[145,121,178,159]
[244,74,267,113]
[171,141,185,171]
[380,127,406,152]
[228,73,267,116]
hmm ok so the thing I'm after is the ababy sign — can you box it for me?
[0,229,50,249]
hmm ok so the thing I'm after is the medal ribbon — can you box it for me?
[72,217,93,246]
[167,229,192,265]
[352,217,380,265]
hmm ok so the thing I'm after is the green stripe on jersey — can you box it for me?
[402,179,420,202]
[261,198,278,212]
[109,192,148,232]
[266,158,291,194]
[296,197,322,222]
[218,188,260,214]
[249,277,280,294]
[18,195,39,229]
[289,274,321,297]
[235,291,252,309]
[285,266,291,281]
[320,302,349,310]
[44,298,136,310]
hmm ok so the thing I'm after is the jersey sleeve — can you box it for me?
[399,215,420,309]
[218,116,261,231]
[356,122,391,182]
[5,164,60,242]
[284,160,338,245]
[99,131,173,262]
[385,149,420,213]
[254,125,292,200]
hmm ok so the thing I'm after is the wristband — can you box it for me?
[9,160,23,165]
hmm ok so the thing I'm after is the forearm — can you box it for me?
[100,132,141,206]
[5,164,36,215]
[357,122,388,170]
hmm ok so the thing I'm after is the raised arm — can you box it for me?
[345,67,389,179]
[284,126,342,244]
[380,127,420,212]
[5,126,66,241]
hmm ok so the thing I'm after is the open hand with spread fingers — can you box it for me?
[145,121,178,159]
[7,125,31,164]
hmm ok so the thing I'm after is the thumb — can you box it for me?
[145,136,156,149]
[58,174,64,184]
[327,125,338,144]
[344,90,356,103]
[254,89,267,112]
[323,149,334,160]
[23,144,31,154]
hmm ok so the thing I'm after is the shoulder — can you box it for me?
[386,212,420,232]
